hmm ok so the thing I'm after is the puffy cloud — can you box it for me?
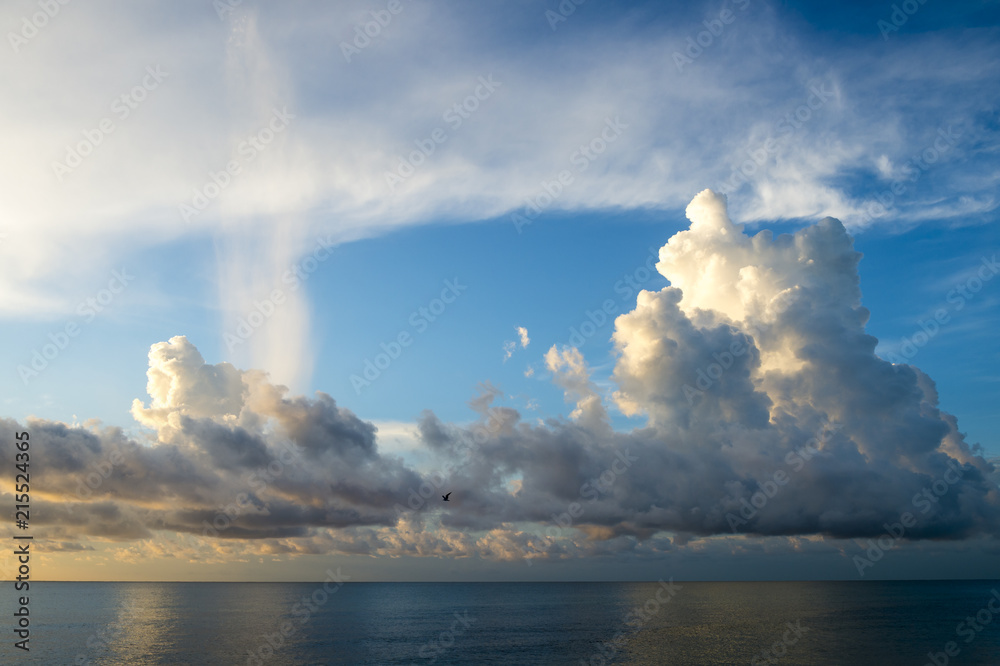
[545,345,607,427]
[131,337,246,427]
[405,191,998,545]
[4,335,424,547]
[3,192,997,567]
[503,326,531,361]
[517,326,530,348]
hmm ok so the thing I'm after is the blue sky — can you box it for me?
[1,0,998,581]
[6,198,998,458]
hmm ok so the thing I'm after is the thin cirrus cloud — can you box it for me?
[2,2,997,319]
[3,190,996,572]
[2,1,997,396]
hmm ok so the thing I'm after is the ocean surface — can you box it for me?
[2,581,999,664]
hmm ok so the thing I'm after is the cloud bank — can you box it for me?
[4,190,997,565]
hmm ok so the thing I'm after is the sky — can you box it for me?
[1,0,999,582]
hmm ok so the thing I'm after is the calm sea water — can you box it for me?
[1,581,999,664]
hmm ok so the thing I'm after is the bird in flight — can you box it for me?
[442,492,452,501]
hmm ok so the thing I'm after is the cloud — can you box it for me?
[545,345,606,427]
[3,0,997,329]
[3,191,997,566]
[4,1,996,418]
[4,335,424,546]
[503,326,531,361]
[404,192,998,549]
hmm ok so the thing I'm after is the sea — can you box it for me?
[2,581,999,664]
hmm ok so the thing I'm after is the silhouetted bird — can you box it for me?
[442,492,452,501]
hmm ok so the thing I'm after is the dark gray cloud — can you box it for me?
[2,191,997,564]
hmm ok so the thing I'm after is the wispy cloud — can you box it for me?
[2,2,997,328]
